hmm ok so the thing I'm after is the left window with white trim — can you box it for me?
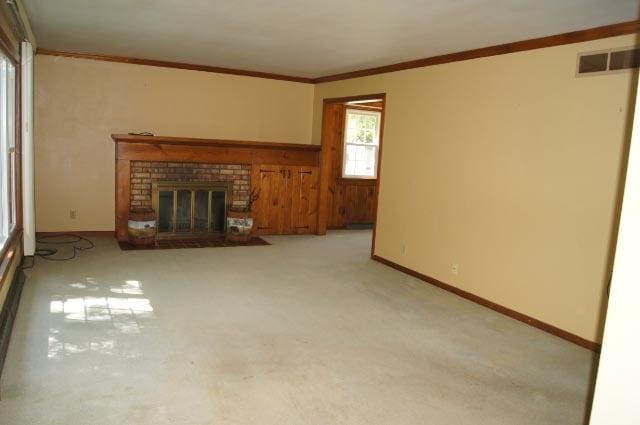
[0,51,16,248]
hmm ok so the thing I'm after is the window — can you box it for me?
[342,109,381,179]
[0,52,16,248]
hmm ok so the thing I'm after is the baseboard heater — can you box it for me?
[0,269,26,383]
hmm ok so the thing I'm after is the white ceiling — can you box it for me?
[23,0,639,78]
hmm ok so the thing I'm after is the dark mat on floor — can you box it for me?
[118,237,270,251]
[345,223,373,229]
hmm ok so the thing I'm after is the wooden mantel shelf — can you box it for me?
[112,134,321,151]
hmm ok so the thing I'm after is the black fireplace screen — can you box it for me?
[153,181,231,238]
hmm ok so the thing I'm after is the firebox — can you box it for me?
[151,181,232,239]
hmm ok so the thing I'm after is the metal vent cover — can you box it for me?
[577,46,640,76]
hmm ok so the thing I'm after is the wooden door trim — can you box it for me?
[317,103,338,234]
[371,95,386,257]
[316,93,387,253]
[322,93,386,104]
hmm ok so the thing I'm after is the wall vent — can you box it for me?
[577,47,640,76]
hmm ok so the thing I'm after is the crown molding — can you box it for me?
[314,20,640,83]
[35,48,315,84]
[36,20,640,85]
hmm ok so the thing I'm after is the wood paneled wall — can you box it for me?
[320,103,379,229]
[330,179,376,227]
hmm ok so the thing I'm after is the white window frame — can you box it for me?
[341,108,381,179]
[0,51,16,249]
[23,41,35,256]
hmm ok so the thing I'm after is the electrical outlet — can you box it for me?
[451,263,459,275]
[70,209,77,219]
[402,244,406,254]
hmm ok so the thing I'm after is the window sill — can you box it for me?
[339,177,377,183]
[0,229,22,286]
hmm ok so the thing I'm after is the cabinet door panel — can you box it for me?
[291,166,319,234]
[252,165,281,234]
[253,165,319,235]
[280,167,294,234]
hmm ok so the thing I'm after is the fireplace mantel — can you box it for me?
[113,134,320,241]
[112,134,321,152]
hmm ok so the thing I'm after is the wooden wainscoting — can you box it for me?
[329,178,376,227]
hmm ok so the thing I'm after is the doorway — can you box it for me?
[317,93,386,256]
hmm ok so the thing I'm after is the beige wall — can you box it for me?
[313,35,637,343]
[35,34,635,343]
[34,55,314,231]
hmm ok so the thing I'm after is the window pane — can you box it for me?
[8,63,14,230]
[0,56,16,242]
[354,145,364,161]
[365,145,376,170]
[0,55,9,243]
[344,144,376,178]
[8,149,14,229]
[345,110,380,146]
[345,144,357,175]
[343,108,381,178]
[6,64,13,148]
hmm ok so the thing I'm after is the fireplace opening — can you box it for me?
[152,181,232,239]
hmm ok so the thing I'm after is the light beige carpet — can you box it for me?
[0,230,596,424]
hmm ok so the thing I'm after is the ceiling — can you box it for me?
[23,0,639,78]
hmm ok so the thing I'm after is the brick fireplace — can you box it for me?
[112,133,321,241]
[130,161,251,210]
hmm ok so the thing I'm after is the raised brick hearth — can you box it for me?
[130,161,250,210]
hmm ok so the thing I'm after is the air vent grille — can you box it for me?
[577,47,640,76]
[610,48,640,71]
[578,53,608,74]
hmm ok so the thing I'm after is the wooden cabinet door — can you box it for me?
[252,165,282,235]
[291,166,319,234]
[279,167,294,234]
[253,165,319,235]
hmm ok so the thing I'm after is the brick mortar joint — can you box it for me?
[129,161,251,207]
